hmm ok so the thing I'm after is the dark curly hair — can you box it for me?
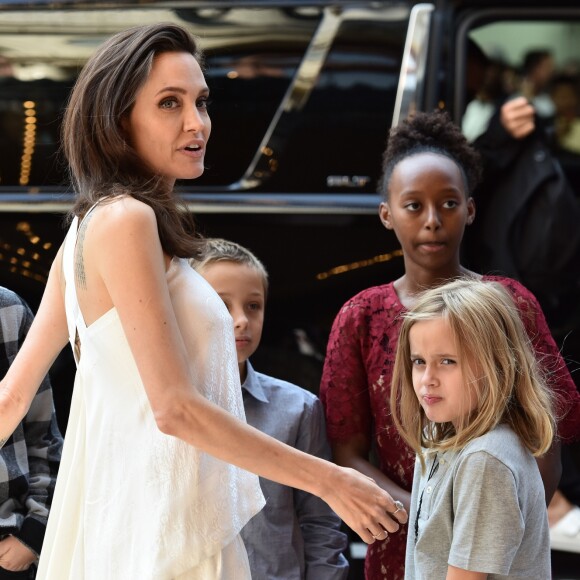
[379,110,482,199]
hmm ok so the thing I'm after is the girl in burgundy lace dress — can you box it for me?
[319,110,580,580]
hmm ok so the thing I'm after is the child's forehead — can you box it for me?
[410,316,451,335]
[396,151,462,177]
[409,317,462,348]
[204,260,266,290]
[390,152,469,197]
[210,259,260,275]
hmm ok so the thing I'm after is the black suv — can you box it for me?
[0,0,415,423]
[0,1,579,576]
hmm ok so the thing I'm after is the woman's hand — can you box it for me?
[320,464,408,544]
[333,434,413,511]
[0,536,37,572]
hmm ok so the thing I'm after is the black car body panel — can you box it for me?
[2,3,580,578]
[0,0,579,430]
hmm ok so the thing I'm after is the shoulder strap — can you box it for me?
[63,216,82,363]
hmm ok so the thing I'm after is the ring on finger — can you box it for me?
[372,529,387,540]
[391,500,404,516]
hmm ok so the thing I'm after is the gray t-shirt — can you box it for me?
[405,424,550,579]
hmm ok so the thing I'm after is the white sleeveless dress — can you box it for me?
[37,210,265,579]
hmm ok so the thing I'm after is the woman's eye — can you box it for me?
[405,202,420,211]
[248,302,262,312]
[197,97,211,110]
[411,358,424,366]
[160,97,178,109]
[441,358,456,365]
[443,200,459,209]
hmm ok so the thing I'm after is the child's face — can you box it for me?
[379,152,475,275]
[409,316,478,428]
[200,261,265,365]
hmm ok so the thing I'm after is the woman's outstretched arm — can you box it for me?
[89,197,408,543]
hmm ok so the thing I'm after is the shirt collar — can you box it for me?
[241,361,269,403]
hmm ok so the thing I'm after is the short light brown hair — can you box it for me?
[190,238,269,296]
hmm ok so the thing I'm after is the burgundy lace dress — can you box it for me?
[320,275,580,580]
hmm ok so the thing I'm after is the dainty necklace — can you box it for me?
[414,452,440,542]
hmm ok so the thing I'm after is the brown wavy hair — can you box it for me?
[62,22,204,258]
[390,278,555,472]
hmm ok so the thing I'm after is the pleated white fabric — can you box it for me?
[37,207,264,579]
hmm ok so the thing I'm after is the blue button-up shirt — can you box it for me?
[241,362,349,580]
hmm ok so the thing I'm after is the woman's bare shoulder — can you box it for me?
[88,195,157,237]
[99,195,155,221]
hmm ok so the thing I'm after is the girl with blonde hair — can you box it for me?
[391,277,554,579]
[320,110,579,579]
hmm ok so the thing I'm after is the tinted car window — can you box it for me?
[197,10,409,193]
[0,4,408,195]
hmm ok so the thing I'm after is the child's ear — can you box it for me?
[379,202,394,230]
[466,197,476,225]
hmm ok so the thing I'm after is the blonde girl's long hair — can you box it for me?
[390,278,555,472]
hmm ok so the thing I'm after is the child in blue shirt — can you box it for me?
[192,238,349,580]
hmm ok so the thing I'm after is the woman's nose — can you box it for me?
[184,105,204,133]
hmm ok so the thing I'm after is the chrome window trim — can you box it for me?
[0,192,383,214]
[392,2,433,127]
[233,6,343,191]
[0,1,404,9]
[232,2,412,191]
